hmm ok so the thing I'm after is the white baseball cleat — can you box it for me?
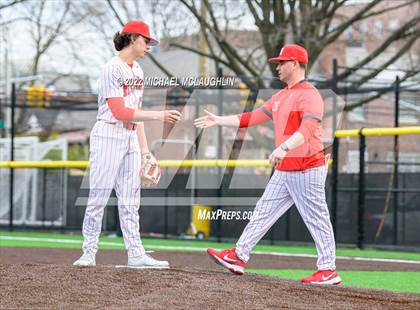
[126,254,169,269]
[73,252,96,267]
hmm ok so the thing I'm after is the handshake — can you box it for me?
[141,109,228,187]
[157,109,222,128]
[142,108,288,186]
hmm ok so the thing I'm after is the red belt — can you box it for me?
[101,120,137,131]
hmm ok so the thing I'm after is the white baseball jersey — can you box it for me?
[97,56,144,124]
[81,56,146,259]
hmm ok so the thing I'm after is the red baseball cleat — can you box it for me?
[301,269,342,285]
[207,248,246,275]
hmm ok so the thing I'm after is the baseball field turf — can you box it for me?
[1,230,419,294]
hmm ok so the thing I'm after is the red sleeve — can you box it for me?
[107,98,135,121]
[298,88,324,121]
[237,99,273,128]
[296,118,319,140]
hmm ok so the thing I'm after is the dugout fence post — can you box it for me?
[285,210,291,241]
[60,167,66,232]
[330,58,339,237]
[163,149,169,239]
[0,97,4,138]
[332,58,338,133]
[9,83,16,231]
[217,67,223,243]
[217,67,223,164]
[164,186,168,239]
[216,67,229,242]
[42,168,47,228]
[393,76,400,245]
[401,176,406,244]
[331,137,339,236]
[357,129,366,249]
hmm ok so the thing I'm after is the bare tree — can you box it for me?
[174,0,419,109]
[22,1,73,75]
[105,0,194,78]
[68,0,190,79]
[0,0,27,11]
[0,0,31,26]
[76,0,206,81]
[12,0,90,132]
[76,0,186,75]
[2,0,91,85]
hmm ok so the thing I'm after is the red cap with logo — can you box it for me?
[122,21,159,46]
[269,44,308,64]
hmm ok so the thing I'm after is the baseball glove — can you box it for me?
[140,153,161,187]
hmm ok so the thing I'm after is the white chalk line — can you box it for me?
[1,235,419,265]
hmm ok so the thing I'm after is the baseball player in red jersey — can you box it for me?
[74,21,181,268]
[195,44,341,285]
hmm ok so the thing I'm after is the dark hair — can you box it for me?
[113,32,140,51]
[299,62,307,70]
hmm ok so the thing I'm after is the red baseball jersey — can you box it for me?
[238,81,325,171]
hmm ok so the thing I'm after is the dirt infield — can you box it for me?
[1,247,420,309]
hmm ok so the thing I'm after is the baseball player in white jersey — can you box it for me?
[195,44,341,284]
[74,21,181,268]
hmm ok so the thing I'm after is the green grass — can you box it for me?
[248,269,420,294]
[1,230,419,261]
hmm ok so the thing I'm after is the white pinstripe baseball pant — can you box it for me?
[82,121,145,258]
[236,164,336,270]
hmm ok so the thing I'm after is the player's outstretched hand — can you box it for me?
[194,109,219,128]
[160,110,181,124]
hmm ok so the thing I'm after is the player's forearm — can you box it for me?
[283,132,305,150]
[296,118,319,141]
[107,98,135,121]
[132,109,162,122]
[136,122,149,154]
[107,97,166,122]
[237,109,271,128]
[216,115,240,127]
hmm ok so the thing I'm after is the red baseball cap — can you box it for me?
[269,44,308,64]
[122,21,159,46]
